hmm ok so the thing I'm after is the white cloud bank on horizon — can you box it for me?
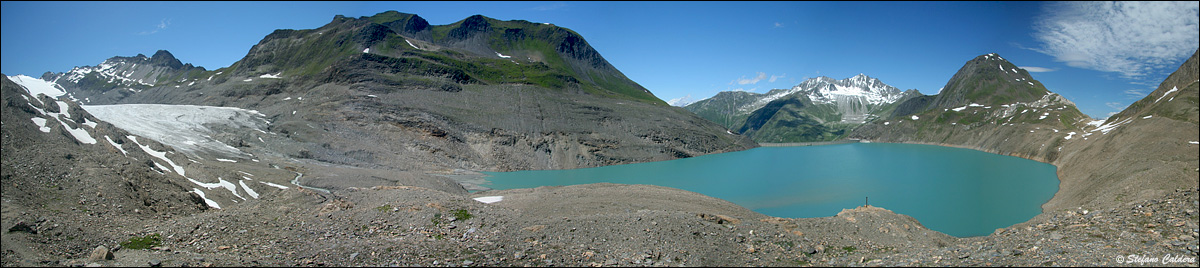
[769,74,785,82]
[735,72,768,85]
[1032,1,1198,80]
[667,94,695,107]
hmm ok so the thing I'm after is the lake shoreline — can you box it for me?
[758,139,861,147]
[479,142,1059,237]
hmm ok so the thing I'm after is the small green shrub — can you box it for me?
[121,233,162,250]
[842,246,857,252]
[375,204,393,212]
[452,209,472,221]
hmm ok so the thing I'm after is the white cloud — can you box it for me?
[1105,101,1127,110]
[1018,66,1056,72]
[736,72,768,85]
[1031,2,1199,81]
[138,18,171,35]
[774,22,784,28]
[769,74,785,83]
[1122,89,1148,98]
[667,94,695,107]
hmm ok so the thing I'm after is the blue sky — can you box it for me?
[3,1,1197,119]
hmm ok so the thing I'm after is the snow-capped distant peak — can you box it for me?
[733,74,909,124]
[802,74,904,105]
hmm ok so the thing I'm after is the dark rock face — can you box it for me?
[447,15,491,40]
[351,23,395,48]
[556,30,606,70]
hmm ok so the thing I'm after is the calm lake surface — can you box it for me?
[480,143,1059,237]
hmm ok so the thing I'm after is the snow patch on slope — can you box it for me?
[1154,86,1179,103]
[473,196,503,204]
[188,177,245,200]
[192,188,221,209]
[104,136,127,156]
[1092,117,1133,135]
[129,136,186,176]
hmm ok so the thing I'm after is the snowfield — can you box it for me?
[82,104,269,158]
[9,74,66,98]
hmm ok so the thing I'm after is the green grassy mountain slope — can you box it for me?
[734,95,841,142]
[1104,49,1199,125]
[680,90,760,130]
[851,53,1090,163]
[223,11,661,105]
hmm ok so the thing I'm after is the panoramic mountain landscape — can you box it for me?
[2,2,1198,267]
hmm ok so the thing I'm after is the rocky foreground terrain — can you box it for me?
[3,182,1195,267]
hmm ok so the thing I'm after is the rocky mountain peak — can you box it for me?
[849,73,872,83]
[789,74,905,107]
[927,53,1049,109]
[149,50,184,69]
[362,11,430,36]
[447,14,493,40]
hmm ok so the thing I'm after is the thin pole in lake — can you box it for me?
[865,196,869,207]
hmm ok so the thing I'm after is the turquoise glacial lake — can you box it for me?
[480,143,1059,237]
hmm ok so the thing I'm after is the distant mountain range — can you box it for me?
[685,74,919,142]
